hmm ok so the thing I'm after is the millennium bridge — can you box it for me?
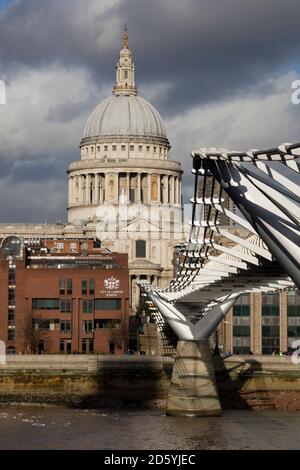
[141,142,300,417]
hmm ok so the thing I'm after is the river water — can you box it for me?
[0,407,299,450]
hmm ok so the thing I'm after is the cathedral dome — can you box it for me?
[82,94,168,143]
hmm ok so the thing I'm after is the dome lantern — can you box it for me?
[113,26,137,96]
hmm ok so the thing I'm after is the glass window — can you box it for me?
[67,279,72,295]
[97,146,100,152]
[60,300,72,313]
[130,145,134,152]
[8,329,15,341]
[83,320,93,334]
[83,300,94,313]
[59,279,65,295]
[89,278,95,295]
[136,240,146,258]
[146,146,150,152]
[112,145,117,151]
[59,340,64,353]
[94,299,121,310]
[60,320,71,333]
[82,279,87,295]
[89,340,94,353]
[104,145,108,152]
[82,339,87,354]
[95,319,121,329]
[121,145,126,151]
[138,145,142,151]
[66,340,72,354]
[32,299,60,310]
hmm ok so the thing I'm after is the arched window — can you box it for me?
[136,240,146,258]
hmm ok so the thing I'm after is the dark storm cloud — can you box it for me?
[0,0,300,223]
[1,0,300,116]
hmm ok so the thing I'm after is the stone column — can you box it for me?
[147,174,151,203]
[68,177,72,206]
[86,174,90,204]
[280,291,288,352]
[164,175,169,204]
[167,340,222,417]
[127,173,130,203]
[137,173,141,202]
[94,173,99,204]
[157,174,161,203]
[79,175,84,205]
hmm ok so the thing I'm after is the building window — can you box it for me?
[32,299,60,310]
[83,320,93,334]
[59,340,64,353]
[60,300,72,313]
[95,319,121,329]
[82,339,94,353]
[59,279,65,295]
[287,290,300,351]
[56,242,64,250]
[138,145,142,152]
[66,279,72,295]
[8,268,16,285]
[97,146,100,152]
[146,146,150,152]
[232,294,250,354]
[89,278,95,295]
[82,339,87,354]
[104,145,108,152]
[66,340,72,354]
[121,145,126,151]
[60,320,71,333]
[136,240,146,258]
[94,299,121,310]
[261,293,280,355]
[82,279,88,295]
[112,145,117,151]
[83,300,94,313]
[130,145,134,152]
[154,146,157,153]
[8,329,15,341]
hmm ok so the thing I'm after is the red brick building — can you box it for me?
[0,236,130,355]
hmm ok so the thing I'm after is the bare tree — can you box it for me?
[21,311,48,354]
[110,319,129,352]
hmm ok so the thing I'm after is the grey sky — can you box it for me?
[0,0,300,222]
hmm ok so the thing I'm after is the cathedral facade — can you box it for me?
[0,28,184,308]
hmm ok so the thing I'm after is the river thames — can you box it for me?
[0,406,298,450]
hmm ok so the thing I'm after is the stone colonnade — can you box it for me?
[69,172,181,206]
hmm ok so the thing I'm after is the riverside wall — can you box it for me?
[0,355,300,410]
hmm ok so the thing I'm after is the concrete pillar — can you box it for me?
[167,340,222,417]
[280,291,288,352]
